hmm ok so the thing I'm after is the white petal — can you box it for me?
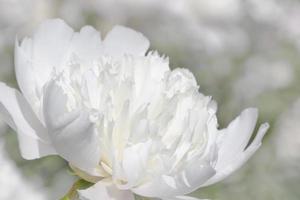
[132,52,169,110]
[78,182,134,200]
[43,81,100,174]
[216,108,258,169]
[103,25,149,56]
[16,131,56,159]
[0,83,55,159]
[70,26,103,62]
[15,19,103,108]
[133,160,215,198]
[15,19,74,98]
[163,196,209,200]
[14,38,38,107]
[121,141,152,188]
[201,109,269,187]
[30,19,74,76]
[178,160,216,194]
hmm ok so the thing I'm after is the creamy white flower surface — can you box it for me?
[0,19,269,200]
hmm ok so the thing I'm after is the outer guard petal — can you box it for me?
[16,131,56,159]
[216,108,258,169]
[15,19,74,101]
[201,109,269,187]
[70,25,103,62]
[103,25,149,56]
[15,19,103,109]
[43,81,100,175]
[0,83,55,159]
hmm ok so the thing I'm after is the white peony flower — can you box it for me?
[0,19,269,200]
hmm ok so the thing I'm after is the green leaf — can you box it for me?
[60,179,94,200]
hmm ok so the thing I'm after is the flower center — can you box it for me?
[53,53,218,187]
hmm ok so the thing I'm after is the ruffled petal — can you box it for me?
[202,108,269,187]
[103,25,149,56]
[132,52,169,110]
[43,81,100,175]
[78,182,134,200]
[0,83,55,159]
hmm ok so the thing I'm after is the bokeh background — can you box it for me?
[0,0,299,199]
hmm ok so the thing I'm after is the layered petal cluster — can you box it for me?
[0,19,269,200]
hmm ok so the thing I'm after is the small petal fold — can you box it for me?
[78,182,134,200]
[163,196,209,200]
[133,161,215,198]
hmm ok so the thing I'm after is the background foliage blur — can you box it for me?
[0,0,299,199]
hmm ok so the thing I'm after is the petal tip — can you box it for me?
[104,25,150,56]
[255,122,270,143]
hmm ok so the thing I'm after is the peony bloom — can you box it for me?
[0,19,269,200]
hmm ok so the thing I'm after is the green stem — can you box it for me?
[60,179,94,200]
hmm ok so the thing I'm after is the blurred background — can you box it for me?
[0,0,299,199]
